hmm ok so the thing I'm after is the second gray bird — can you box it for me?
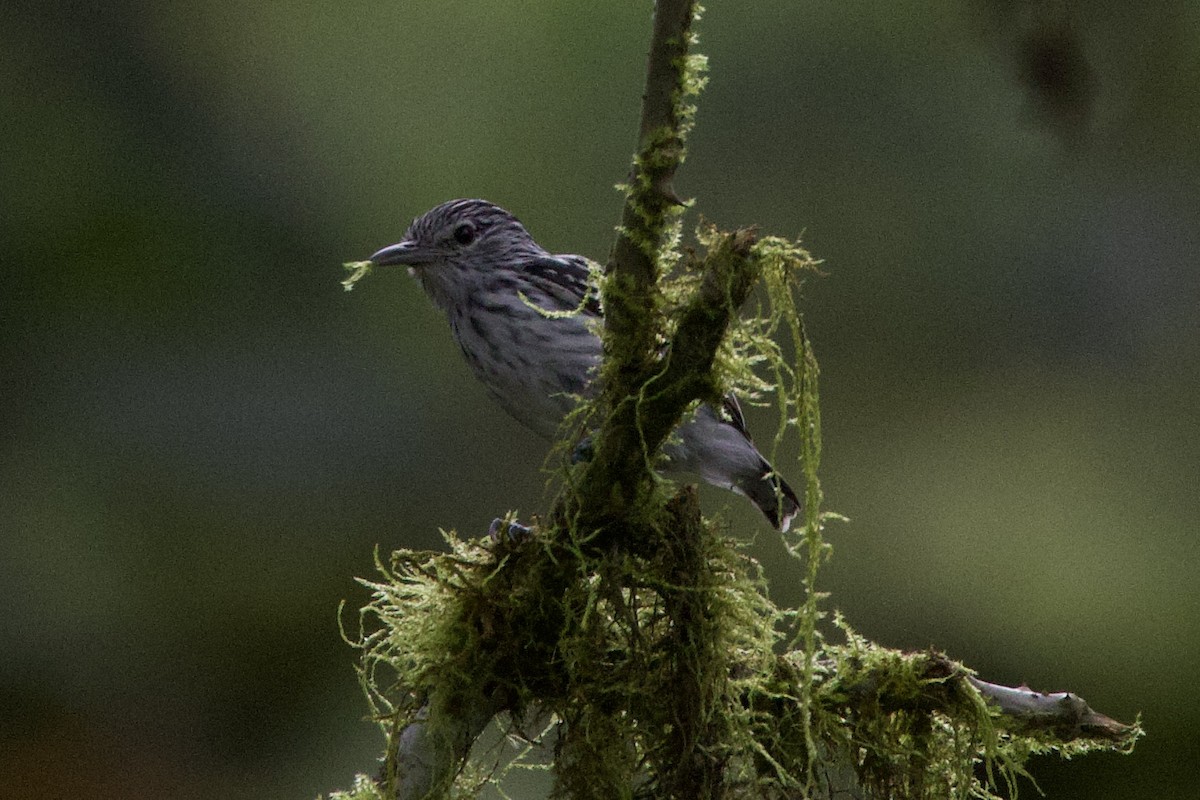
[369,199,800,531]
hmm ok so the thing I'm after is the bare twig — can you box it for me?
[969,676,1137,743]
[390,689,502,800]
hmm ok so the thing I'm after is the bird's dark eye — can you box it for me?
[452,223,476,245]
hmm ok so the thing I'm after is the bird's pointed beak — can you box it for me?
[369,240,434,267]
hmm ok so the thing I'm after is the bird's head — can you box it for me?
[369,199,546,310]
[378,199,542,264]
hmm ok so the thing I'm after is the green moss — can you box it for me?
[341,260,373,291]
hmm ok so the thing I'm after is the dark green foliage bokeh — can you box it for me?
[2,1,1196,798]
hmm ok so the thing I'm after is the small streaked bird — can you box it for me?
[368,199,800,531]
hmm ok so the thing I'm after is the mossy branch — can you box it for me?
[327,3,1142,799]
[566,0,705,529]
[637,228,761,444]
[604,0,695,344]
[565,227,760,531]
[333,532,1142,800]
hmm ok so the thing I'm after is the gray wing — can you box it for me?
[522,254,602,317]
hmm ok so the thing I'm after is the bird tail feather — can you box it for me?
[737,467,802,532]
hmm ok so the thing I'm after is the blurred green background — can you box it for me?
[3,1,1197,798]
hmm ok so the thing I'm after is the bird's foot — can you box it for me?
[488,517,533,544]
[571,436,594,465]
